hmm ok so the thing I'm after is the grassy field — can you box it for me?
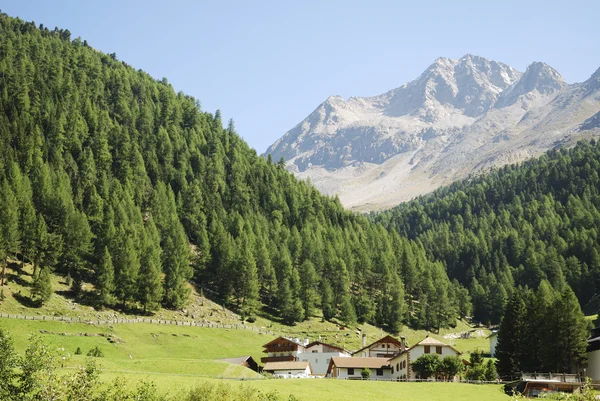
[0,261,503,400]
[95,375,511,401]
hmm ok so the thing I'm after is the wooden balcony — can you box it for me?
[261,355,296,363]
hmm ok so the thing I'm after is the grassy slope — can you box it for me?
[0,262,505,399]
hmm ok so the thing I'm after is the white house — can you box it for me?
[297,341,351,376]
[587,327,600,382]
[327,357,392,380]
[261,336,308,364]
[352,335,406,358]
[263,361,313,378]
[489,331,498,357]
[388,336,461,381]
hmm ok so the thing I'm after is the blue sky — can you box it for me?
[2,0,598,153]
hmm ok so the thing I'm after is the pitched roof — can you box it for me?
[403,336,461,356]
[262,336,305,349]
[352,335,403,356]
[329,357,391,369]
[263,361,311,372]
[305,341,348,353]
[417,337,447,346]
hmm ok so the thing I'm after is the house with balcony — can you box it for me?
[352,334,407,358]
[261,336,308,364]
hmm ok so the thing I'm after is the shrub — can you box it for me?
[411,354,441,379]
[75,347,82,355]
[86,346,104,358]
[361,368,371,379]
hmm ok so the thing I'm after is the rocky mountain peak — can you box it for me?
[495,62,566,108]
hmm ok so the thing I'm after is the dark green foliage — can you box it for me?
[496,283,588,378]
[0,12,469,329]
[361,368,371,379]
[374,140,600,324]
[411,354,441,379]
[440,356,463,380]
[30,267,53,305]
[75,347,82,355]
[0,329,19,400]
[87,346,104,358]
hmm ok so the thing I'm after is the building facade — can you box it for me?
[389,337,461,380]
[327,357,392,379]
[297,341,351,376]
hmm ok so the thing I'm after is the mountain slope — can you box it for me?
[0,13,468,332]
[373,140,600,324]
[266,55,600,211]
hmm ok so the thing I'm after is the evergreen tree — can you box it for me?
[137,220,163,313]
[495,290,527,379]
[96,246,115,307]
[0,180,20,286]
[31,267,53,305]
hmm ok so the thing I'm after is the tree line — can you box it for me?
[0,12,470,331]
[374,139,600,325]
[495,281,588,379]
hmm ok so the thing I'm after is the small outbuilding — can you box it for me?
[263,361,313,378]
[327,357,392,379]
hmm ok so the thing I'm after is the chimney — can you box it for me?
[400,336,407,352]
[304,338,309,346]
[362,334,367,348]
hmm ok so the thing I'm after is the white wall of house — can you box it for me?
[354,342,403,358]
[298,352,350,376]
[332,367,392,380]
[270,366,312,378]
[587,350,600,382]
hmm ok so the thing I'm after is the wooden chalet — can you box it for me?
[261,336,306,363]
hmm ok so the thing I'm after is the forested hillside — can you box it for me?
[0,13,471,332]
[374,140,600,324]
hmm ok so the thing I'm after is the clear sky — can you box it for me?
[1,0,598,153]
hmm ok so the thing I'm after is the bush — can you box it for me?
[75,347,82,355]
[87,346,104,358]
[361,368,371,379]
[411,354,441,379]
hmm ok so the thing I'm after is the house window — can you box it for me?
[424,346,430,354]
[436,346,442,355]
[348,368,355,375]
[396,363,399,371]
[376,368,383,376]
[312,350,318,353]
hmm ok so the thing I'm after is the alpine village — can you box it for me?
[1,6,600,401]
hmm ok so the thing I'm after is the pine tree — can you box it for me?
[495,289,527,379]
[137,220,163,313]
[298,259,318,320]
[31,267,53,305]
[0,181,20,286]
[550,286,588,373]
[96,246,115,307]
[161,220,191,309]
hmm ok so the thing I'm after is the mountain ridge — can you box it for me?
[265,55,600,211]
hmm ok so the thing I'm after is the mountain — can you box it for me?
[265,55,600,211]
[0,13,469,331]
